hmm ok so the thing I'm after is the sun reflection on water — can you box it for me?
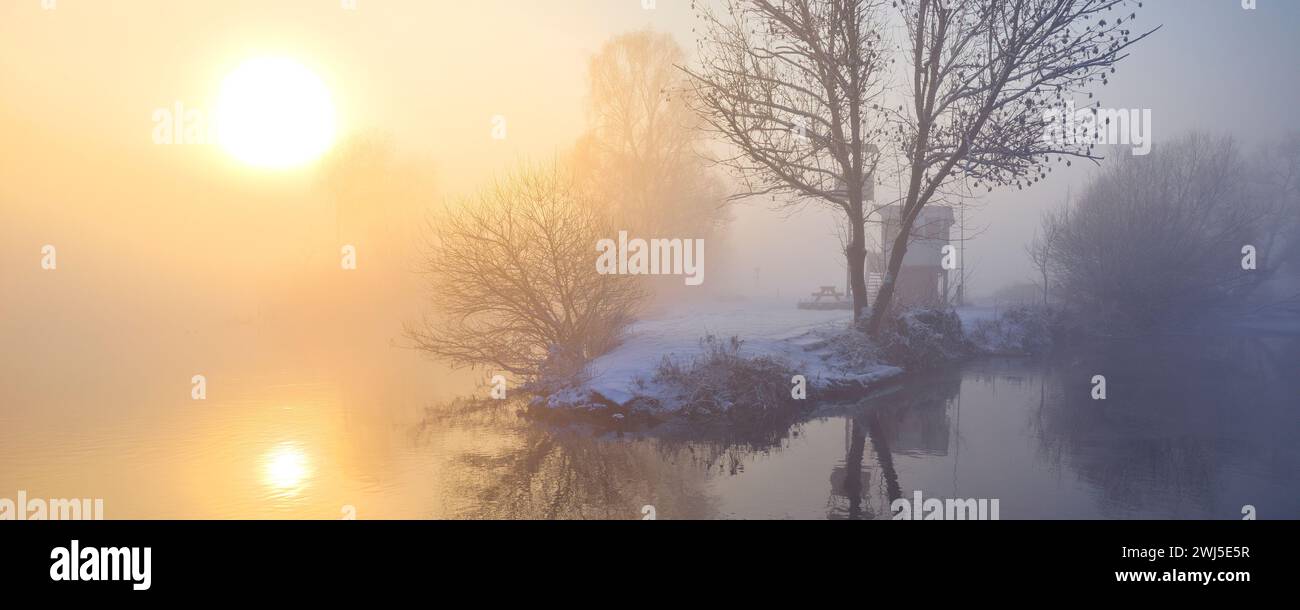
[262,442,312,498]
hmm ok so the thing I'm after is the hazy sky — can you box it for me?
[710,0,1300,297]
[3,0,1298,305]
[3,1,1296,522]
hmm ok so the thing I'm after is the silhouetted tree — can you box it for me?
[407,163,644,378]
[865,0,1156,336]
[683,0,890,322]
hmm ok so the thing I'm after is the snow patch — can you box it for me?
[555,301,901,412]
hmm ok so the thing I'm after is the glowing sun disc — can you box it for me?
[216,57,336,169]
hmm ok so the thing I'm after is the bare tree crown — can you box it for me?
[407,164,644,378]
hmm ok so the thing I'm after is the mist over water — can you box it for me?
[7,324,1290,519]
[1,1,1298,521]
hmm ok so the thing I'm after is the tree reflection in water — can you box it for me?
[416,333,1300,519]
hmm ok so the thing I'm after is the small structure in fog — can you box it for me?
[874,206,956,308]
[797,285,853,310]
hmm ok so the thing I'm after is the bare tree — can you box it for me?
[1048,134,1290,330]
[573,30,727,240]
[407,163,645,379]
[683,0,890,322]
[865,0,1156,336]
[1026,205,1064,306]
[1250,130,1300,295]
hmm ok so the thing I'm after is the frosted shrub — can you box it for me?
[968,306,1069,355]
[878,308,969,370]
[652,335,797,422]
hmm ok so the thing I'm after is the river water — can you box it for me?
[432,332,1300,520]
[3,318,1296,519]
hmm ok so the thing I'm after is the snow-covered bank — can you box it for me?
[539,301,903,413]
[536,301,1296,417]
[962,305,1073,355]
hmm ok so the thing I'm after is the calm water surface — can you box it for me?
[2,319,1296,519]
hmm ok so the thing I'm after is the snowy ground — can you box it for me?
[546,302,1299,412]
[563,300,903,410]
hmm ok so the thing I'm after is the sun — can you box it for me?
[216,57,337,169]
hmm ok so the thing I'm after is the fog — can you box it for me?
[2,1,1299,519]
[5,1,1298,320]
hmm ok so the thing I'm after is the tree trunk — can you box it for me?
[866,210,916,336]
[866,410,900,504]
[843,416,867,519]
[847,209,869,324]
